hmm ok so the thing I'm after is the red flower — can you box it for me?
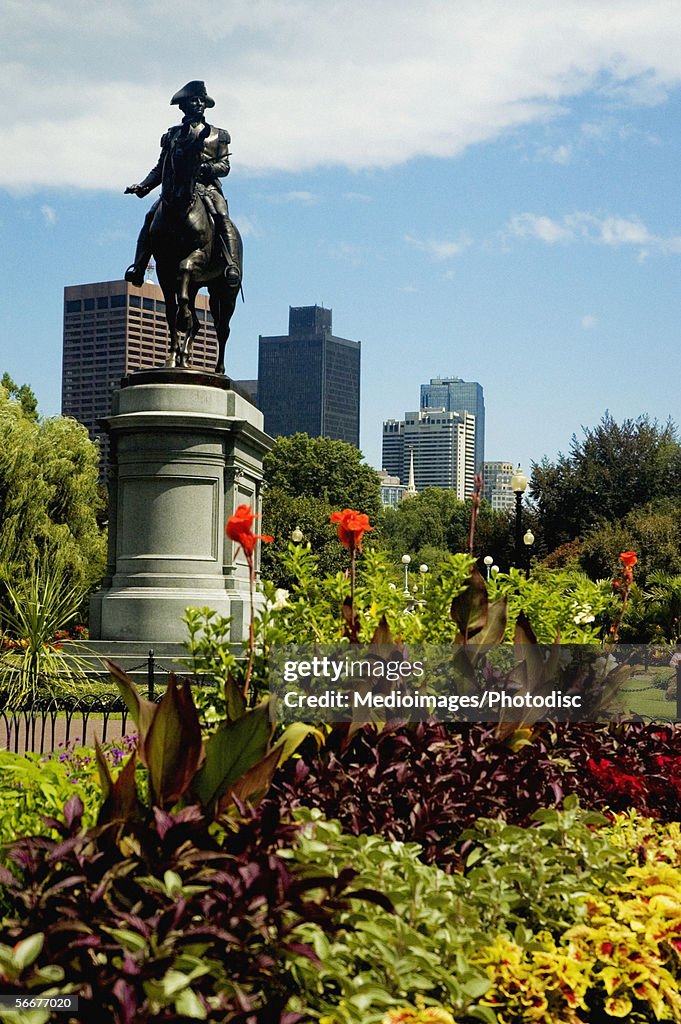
[330,508,373,552]
[587,757,647,798]
[226,504,273,558]
[619,551,637,568]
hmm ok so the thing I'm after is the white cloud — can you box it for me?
[507,214,574,244]
[580,314,598,329]
[537,143,573,164]
[405,233,471,260]
[40,204,57,226]
[506,211,681,255]
[270,191,320,204]
[3,1,681,190]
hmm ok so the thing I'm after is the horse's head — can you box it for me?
[162,122,210,208]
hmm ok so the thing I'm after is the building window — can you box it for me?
[97,296,108,309]
[65,299,81,313]
[129,295,141,308]
[84,298,95,311]
[110,294,125,308]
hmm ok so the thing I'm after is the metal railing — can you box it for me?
[0,650,189,755]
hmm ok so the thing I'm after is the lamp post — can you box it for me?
[523,529,535,577]
[419,563,428,595]
[483,554,494,580]
[511,465,528,569]
[401,554,411,596]
[291,526,303,544]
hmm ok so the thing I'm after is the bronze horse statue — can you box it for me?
[147,121,242,374]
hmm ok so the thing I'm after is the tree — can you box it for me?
[580,499,681,583]
[1,372,38,422]
[263,434,382,518]
[260,434,383,586]
[0,382,106,592]
[531,414,681,554]
[381,487,515,573]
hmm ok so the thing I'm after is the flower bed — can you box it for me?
[2,511,681,1022]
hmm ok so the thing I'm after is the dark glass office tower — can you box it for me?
[257,306,360,446]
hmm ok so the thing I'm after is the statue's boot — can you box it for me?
[216,215,241,289]
[125,216,154,287]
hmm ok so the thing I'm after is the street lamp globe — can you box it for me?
[511,465,528,494]
[291,527,303,544]
[523,530,535,547]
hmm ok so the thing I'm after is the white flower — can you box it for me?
[272,588,290,610]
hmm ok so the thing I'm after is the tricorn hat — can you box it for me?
[170,81,215,108]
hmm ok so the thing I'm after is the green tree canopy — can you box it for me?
[381,487,515,573]
[261,434,382,586]
[263,434,383,518]
[580,498,681,583]
[0,380,106,591]
[1,372,38,422]
[531,413,681,554]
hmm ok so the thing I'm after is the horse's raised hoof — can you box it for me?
[215,363,225,375]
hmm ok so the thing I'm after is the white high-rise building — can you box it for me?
[482,461,516,512]
[382,409,476,500]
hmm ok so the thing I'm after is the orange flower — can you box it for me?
[330,508,373,552]
[619,551,637,568]
[226,504,273,558]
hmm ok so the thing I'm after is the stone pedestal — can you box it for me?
[89,369,272,646]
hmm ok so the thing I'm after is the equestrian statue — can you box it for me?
[124,81,242,374]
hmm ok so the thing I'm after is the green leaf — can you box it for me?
[451,565,489,641]
[175,988,207,1019]
[224,675,247,722]
[103,928,147,953]
[11,933,44,971]
[191,698,274,808]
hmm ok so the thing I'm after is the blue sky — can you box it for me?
[2,0,680,476]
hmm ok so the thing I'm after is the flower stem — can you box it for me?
[243,552,255,700]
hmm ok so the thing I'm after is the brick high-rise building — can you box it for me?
[257,305,360,446]
[61,279,219,475]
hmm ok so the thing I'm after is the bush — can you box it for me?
[286,806,681,1024]
[0,799,367,1023]
[270,720,681,870]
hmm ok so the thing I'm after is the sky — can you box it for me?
[1,0,681,478]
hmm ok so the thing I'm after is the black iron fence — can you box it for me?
[0,651,186,755]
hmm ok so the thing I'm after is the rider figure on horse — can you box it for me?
[124,81,241,290]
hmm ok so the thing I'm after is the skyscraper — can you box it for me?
[62,279,219,475]
[420,376,485,474]
[382,409,477,500]
[482,461,516,512]
[257,305,360,446]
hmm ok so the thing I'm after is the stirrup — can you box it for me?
[225,264,241,288]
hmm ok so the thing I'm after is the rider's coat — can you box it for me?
[135,122,232,198]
